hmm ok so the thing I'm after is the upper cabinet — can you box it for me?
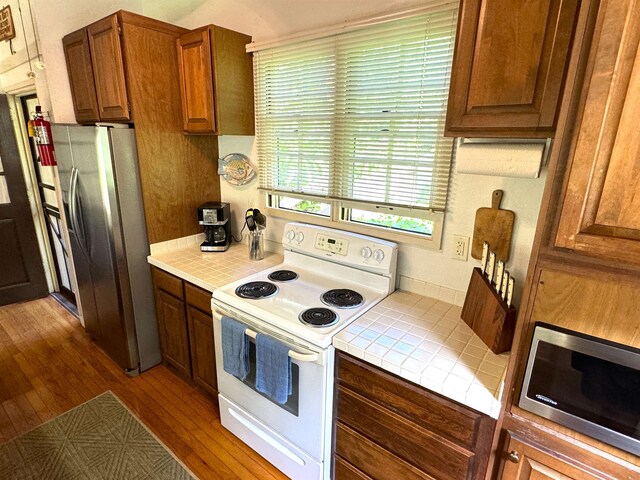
[62,29,100,123]
[555,0,640,264]
[87,15,130,121]
[176,25,254,135]
[63,14,130,123]
[445,0,580,138]
[61,11,221,244]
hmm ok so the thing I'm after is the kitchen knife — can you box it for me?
[495,260,505,293]
[481,242,489,274]
[507,277,515,308]
[501,271,510,301]
[487,251,496,284]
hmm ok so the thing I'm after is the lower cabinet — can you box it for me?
[151,267,218,397]
[333,352,496,480]
[497,417,640,480]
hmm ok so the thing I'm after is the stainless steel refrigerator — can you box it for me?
[54,124,160,374]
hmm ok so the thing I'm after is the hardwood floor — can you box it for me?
[0,296,288,480]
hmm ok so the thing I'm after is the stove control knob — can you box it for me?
[373,249,385,262]
[286,230,296,242]
[296,231,305,243]
[361,247,372,259]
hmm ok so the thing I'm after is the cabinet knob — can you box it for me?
[507,450,520,464]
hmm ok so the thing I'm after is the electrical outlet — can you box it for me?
[452,235,469,261]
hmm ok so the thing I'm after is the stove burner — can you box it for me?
[299,308,338,327]
[235,281,278,299]
[321,289,364,309]
[268,270,298,282]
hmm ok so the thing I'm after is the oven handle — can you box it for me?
[244,328,319,363]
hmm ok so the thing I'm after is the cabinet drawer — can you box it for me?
[336,422,434,480]
[336,352,484,449]
[334,455,373,480]
[185,282,212,313]
[337,386,473,480]
[152,267,184,299]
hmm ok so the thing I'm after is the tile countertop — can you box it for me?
[147,241,283,292]
[333,290,509,419]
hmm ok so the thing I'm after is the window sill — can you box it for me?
[262,202,443,250]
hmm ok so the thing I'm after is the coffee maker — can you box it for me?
[198,202,231,252]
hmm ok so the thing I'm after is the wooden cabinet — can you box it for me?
[555,0,640,264]
[64,14,129,122]
[176,25,254,135]
[155,289,191,377]
[497,418,640,480]
[151,267,218,397]
[87,15,130,121]
[334,352,495,480]
[62,11,220,244]
[500,433,605,479]
[62,29,100,123]
[445,0,580,138]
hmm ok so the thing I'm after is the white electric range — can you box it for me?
[211,222,397,480]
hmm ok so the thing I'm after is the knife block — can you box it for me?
[461,268,517,354]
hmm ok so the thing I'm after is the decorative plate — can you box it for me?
[218,153,256,186]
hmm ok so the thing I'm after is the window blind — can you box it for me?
[255,4,458,211]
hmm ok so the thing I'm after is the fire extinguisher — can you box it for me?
[31,106,56,166]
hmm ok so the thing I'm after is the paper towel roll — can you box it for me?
[455,142,544,178]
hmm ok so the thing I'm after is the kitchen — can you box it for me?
[3,2,637,478]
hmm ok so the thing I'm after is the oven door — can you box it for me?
[212,305,332,461]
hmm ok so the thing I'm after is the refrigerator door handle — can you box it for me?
[70,167,90,258]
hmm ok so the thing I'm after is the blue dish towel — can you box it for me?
[221,316,249,380]
[255,333,292,405]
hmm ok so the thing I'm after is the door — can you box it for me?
[62,28,100,123]
[445,0,580,138]
[155,289,191,376]
[555,0,640,264]
[187,304,217,395]
[177,26,216,133]
[21,95,76,307]
[212,307,329,460]
[499,433,604,479]
[87,15,130,121]
[0,95,48,305]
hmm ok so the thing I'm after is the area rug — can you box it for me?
[0,391,195,480]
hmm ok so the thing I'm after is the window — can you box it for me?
[255,4,458,246]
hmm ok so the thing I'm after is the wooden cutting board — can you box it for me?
[471,190,515,262]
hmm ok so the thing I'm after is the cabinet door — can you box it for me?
[62,29,100,123]
[555,0,640,263]
[499,434,604,480]
[87,15,130,121]
[154,289,191,377]
[176,27,216,133]
[186,305,218,396]
[445,0,579,138]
